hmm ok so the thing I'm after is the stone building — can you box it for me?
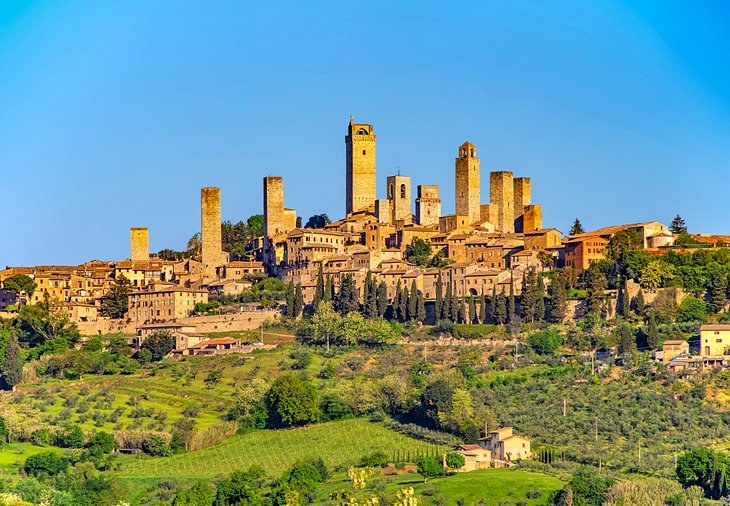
[522,205,543,232]
[130,228,149,262]
[264,176,285,238]
[415,185,441,227]
[386,175,411,224]
[345,117,376,215]
[201,187,228,278]
[455,142,481,224]
[127,285,208,323]
[490,171,514,234]
[513,177,531,232]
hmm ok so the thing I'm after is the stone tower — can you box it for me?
[490,171,515,233]
[345,117,376,215]
[263,176,285,238]
[386,175,411,224]
[513,177,531,233]
[523,205,543,233]
[201,187,227,278]
[416,185,441,226]
[130,227,149,262]
[455,141,480,224]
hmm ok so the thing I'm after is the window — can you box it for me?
[362,150,366,155]
[400,184,406,198]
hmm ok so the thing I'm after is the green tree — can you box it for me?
[265,374,319,428]
[313,264,325,311]
[679,297,708,323]
[708,272,728,313]
[508,276,516,323]
[416,456,442,482]
[285,280,296,318]
[521,271,540,323]
[215,466,266,506]
[399,284,409,322]
[416,289,425,323]
[585,266,607,316]
[468,296,476,324]
[246,214,264,238]
[293,283,304,318]
[669,214,687,234]
[173,481,215,506]
[16,296,80,349]
[618,279,631,318]
[444,452,466,471]
[143,434,171,456]
[140,331,175,361]
[528,328,563,355]
[304,214,331,228]
[569,466,612,506]
[479,292,487,324]
[408,281,419,321]
[186,232,201,256]
[640,260,675,291]
[408,237,432,266]
[2,274,36,297]
[310,301,341,352]
[376,281,388,318]
[569,219,585,236]
[646,312,659,350]
[443,282,452,321]
[617,323,636,356]
[606,229,643,263]
[632,288,646,316]
[494,288,507,325]
[1,332,22,391]
[87,431,116,456]
[549,272,567,323]
[335,274,359,315]
[24,451,68,477]
[435,272,443,320]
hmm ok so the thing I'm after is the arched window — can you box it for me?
[356,128,368,135]
[388,184,394,199]
[400,184,406,199]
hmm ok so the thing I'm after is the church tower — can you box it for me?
[345,117,376,215]
[455,141,481,224]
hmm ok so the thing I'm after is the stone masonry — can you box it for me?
[523,205,543,233]
[130,227,149,262]
[345,117,376,215]
[415,185,441,226]
[387,175,411,223]
[490,171,515,233]
[455,142,480,224]
[201,187,227,278]
[263,176,285,238]
[513,177,531,232]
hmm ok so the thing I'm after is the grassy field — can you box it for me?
[321,468,564,506]
[0,443,64,470]
[115,418,448,502]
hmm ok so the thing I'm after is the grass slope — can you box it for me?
[322,468,564,506]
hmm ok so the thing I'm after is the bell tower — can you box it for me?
[345,117,376,215]
[455,141,481,224]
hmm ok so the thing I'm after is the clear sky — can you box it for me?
[1,0,729,266]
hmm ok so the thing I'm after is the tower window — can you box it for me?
[400,184,406,199]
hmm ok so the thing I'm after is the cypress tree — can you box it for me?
[1,333,22,391]
[521,272,538,323]
[394,281,403,320]
[459,296,467,324]
[376,281,388,318]
[313,264,325,310]
[549,272,567,323]
[468,296,477,324]
[508,275,516,323]
[324,275,334,302]
[710,273,728,313]
[285,280,295,318]
[408,281,419,321]
[435,272,443,320]
[633,289,646,316]
[293,283,304,318]
[494,288,507,325]
[443,282,452,321]
[416,289,426,323]
[451,290,461,323]
[620,280,631,318]
[363,271,372,307]
[400,285,409,321]
[647,312,659,350]
[537,275,546,321]
[480,291,487,324]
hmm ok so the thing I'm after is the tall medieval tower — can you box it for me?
[201,187,227,278]
[455,141,480,224]
[263,176,285,238]
[345,117,376,215]
[513,177,531,232]
[386,175,411,224]
[130,227,149,262]
[490,171,515,233]
[416,185,441,227]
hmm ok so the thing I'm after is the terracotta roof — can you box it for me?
[663,340,688,345]
[190,337,240,348]
[701,325,730,331]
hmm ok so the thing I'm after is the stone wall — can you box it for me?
[416,185,441,226]
[513,178,531,232]
[523,205,543,233]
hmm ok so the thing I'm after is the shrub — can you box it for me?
[416,456,442,482]
[265,374,319,428]
[528,328,563,355]
[359,451,389,468]
[444,452,465,470]
[56,424,84,448]
[31,429,52,447]
[24,451,68,477]
[142,435,172,457]
[88,431,116,456]
[320,394,353,422]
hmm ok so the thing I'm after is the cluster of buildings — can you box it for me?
[448,427,532,471]
[1,116,714,326]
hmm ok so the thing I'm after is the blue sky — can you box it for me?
[1,0,729,266]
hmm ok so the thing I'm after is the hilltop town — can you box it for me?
[4,118,730,506]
